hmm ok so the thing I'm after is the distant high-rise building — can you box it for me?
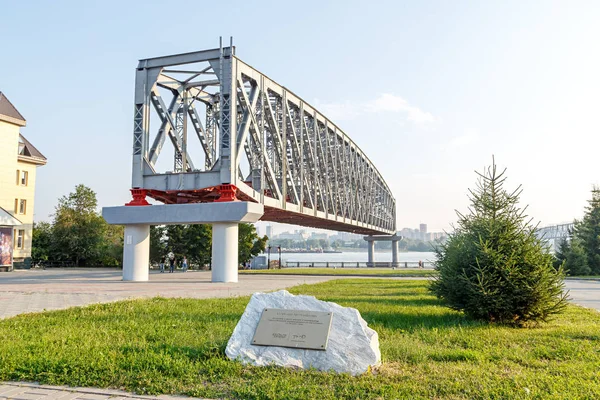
[266,225,272,239]
[419,224,427,234]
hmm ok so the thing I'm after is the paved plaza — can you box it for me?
[0,268,339,320]
[0,382,207,400]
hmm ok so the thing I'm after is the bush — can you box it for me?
[430,160,567,325]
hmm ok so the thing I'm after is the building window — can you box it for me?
[16,170,28,186]
[15,229,24,249]
[15,199,26,215]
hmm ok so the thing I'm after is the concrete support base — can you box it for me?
[123,224,150,281]
[212,222,239,283]
[391,240,399,268]
[364,234,403,268]
[367,240,375,268]
[103,202,264,283]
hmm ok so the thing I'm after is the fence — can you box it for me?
[283,261,434,268]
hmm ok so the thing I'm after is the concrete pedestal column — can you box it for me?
[367,239,375,267]
[391,240,399,267]
[123,224,150,281]
[212,222,239,283]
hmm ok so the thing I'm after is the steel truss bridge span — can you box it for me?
[130,44,396,235]
[535,223,574,249]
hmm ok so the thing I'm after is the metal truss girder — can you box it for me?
[262,90,300,205]
[142,171,221,192]
[285,104,314,210]
[130,46,396,234]
[138,47,233,69]
[234,79,282,201]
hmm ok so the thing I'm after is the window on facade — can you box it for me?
[15,229,24,249]
[16,170,28,186]
[18,199,26,215]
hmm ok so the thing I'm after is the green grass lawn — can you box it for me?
[1,280,599,399]
[240,267,435,277]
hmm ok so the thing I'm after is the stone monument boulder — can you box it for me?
[225,290,381,375]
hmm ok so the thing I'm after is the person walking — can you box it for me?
[159,256,166,273]
[182,256,188,272]
[169,256,175,273]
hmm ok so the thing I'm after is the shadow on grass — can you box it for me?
[361,309,474,331]
[322,296,442,308]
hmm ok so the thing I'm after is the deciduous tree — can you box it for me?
[52,184,107,266]
[239,223,267,264]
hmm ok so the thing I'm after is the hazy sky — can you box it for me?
[1,1,599,233]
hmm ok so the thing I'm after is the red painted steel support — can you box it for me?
[125,189,151,206]
[215,184,238,202]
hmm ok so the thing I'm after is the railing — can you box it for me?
[283,261,434,268]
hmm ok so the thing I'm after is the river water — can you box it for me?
[258,251,436,264]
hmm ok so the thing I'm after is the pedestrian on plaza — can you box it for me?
[159,256,166,273]
[169,256,175,273]
[182,256,188,272]
[418,260,423,269]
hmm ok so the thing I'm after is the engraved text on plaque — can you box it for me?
[252,308,333,350]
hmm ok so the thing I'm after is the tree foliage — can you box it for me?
[239,223,268,264]
[51,185,111,266]
[553,187,600,276]
[430,160,567,325]
[572,187,600,275]
[31,222,53,264]
[32,185,272,269]
[158,223,262,268]
[32,184,123,267]
[149,226,167,264]
[183,224,212,267]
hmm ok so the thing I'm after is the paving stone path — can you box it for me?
[0,269,334,320]
[0,382,206,400]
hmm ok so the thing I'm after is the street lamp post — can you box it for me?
[278,246,282,269]
[267,246,272,269]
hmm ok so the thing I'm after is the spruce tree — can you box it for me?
[572,187,600,275]
[554,236,591,276]
[553,237,570,271]
[430,160,567,325]
[565,239,591,276]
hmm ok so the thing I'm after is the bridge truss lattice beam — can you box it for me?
[131,43,396,235]
[535,223,574,241]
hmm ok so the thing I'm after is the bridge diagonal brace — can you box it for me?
[236,81,282,200]
[187,102,215,167]
[263,92,300,205]
[148,94,180,166]
[149,90,195,171]
[302,117,326,212]
[285,104,314,209]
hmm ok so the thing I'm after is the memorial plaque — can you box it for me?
[252,308,333,350]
